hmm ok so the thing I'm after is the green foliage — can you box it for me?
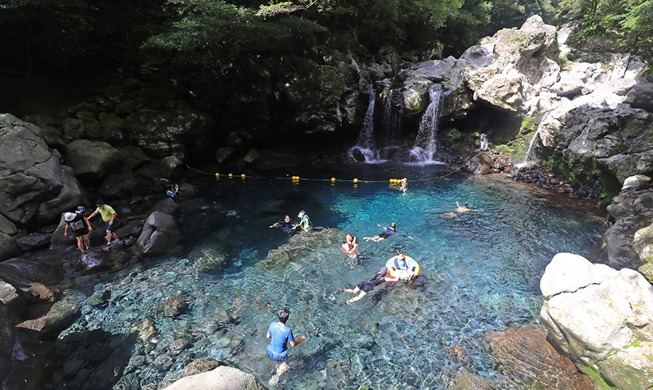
[557,0,653,62]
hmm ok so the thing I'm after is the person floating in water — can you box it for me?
[337,267,398,305]
[266,308,306,384]
[296,210,311,232]
[269,215,294,233]
[363,222,397,242]
[166,184,180,200]
[388,249,419,282]
[443,202,477,218]
[340,232,359,258]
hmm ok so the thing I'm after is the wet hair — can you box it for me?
[396,249,403,256]
[390,222,397,228]
[464,203,469,208]
[277,308,290,323]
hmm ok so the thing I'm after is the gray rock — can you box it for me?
[160,155,184,180]
[15,233,51,252]
[540,253,653,390]
[0,233,20,262]
[134,211,181,256]
[0,114,85,226]
[161,366,266,390]
[64,139,123,182]
[0,214,17,236]
[625,80,653,112]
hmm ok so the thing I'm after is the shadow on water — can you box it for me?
[52,166,604,389]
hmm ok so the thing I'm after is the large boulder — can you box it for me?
[63,139,123,182]
[596,186,653,269]
[134,211,181,256]
[161,366,266,390]
[0,114,85,227]
[0,233,20,262]
[539,253,653,390]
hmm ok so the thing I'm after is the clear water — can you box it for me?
[59,164,603,389]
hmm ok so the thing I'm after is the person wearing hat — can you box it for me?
[337,266,398,305]
[266,307,306,384]
[87,199,119,246]
[295,210,310,232]
[63,208,93,253]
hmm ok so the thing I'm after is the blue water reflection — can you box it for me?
[62,165,604,389]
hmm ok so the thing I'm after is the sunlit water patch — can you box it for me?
[55,165,603,389]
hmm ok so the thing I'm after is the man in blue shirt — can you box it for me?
[266,308,306,384]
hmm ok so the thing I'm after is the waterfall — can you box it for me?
[479,133,489,150]
[516,115,547,168]
[410,84,444,164]
[357,85,376,149]
[349,86,385,163]
[383,89,404,141]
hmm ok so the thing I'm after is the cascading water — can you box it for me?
[410,84,444,164]
[349,86,385,163]
[383,89,404,142]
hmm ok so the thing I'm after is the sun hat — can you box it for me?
[64,212,76,222]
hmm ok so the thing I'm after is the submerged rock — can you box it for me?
[487,325,595,389]
[264,228,342,267]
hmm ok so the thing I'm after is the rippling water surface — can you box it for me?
[60,164,604,389]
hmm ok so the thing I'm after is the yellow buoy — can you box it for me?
[353,178,358,184]
[228,173,233,178]
[215,173,220,178]
[331,177,336,183]
[241,174,246,179]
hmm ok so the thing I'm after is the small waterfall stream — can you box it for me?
[383,89,404,141]
[349,86,384,163]
[410,84,444,164]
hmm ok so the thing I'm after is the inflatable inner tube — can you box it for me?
[385,255,421,283]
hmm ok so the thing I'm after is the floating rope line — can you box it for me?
[184,151,483,186]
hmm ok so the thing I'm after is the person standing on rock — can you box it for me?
[266,307,306,384]
[88,199,119,247]
[63,208,93,253]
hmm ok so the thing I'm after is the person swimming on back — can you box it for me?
[363,222,397,242]
[337,266,398,305]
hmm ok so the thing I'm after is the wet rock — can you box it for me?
[487,325,595,389]
[134,211,181,256]
[15,233,51,252]
[191,243,228,273]
[463,153,494,175]
[162,295,186,317]
[152,197,181,219]
[447,368,497,390]
[131,318,157,343]
[161,365,266,390]
[15,289,83,337]
[169,338,190,355]
[264,228,342,267]
[83,343,113,363]
[182,359,221,377]
[0,257,63,301]
[154,353,174,370]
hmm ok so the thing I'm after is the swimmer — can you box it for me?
[337,267,398,305]
[363,222,397,242]
[340,233,359,258]
[270,215,294,233]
